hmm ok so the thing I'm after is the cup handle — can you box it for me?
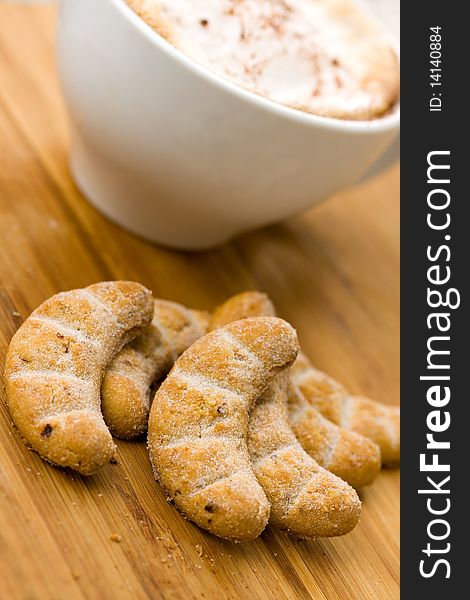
[358,132,400,183]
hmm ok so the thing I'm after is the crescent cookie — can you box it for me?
[210,290,276,326]
[210,291,382,487]
[249,372,361,538]
[287,381,380,488]
[148,317,299,541]
[4,281,154,475]
[291,353,400,466]
[101,299,210,439]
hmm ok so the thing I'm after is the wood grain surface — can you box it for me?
[0,5,400,599]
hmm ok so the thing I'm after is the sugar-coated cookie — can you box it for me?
[4,281,154,474]
[249,372,361,537]
[102,299,209,439]
[148,317,299,540]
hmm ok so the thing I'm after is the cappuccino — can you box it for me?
[125,0,399,121]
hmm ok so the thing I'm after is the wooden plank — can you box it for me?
[0,6,399,599]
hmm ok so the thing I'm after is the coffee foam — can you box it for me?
[126,0,399,121]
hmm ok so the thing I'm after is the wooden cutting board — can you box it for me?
[0,5,399,599]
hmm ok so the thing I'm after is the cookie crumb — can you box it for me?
[195,544,203,557]
[98,493,104,498]
[110,533,122,543]
[110,456,119,465]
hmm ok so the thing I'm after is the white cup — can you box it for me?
[57,0,400,250]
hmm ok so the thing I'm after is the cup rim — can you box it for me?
[114,0,400,135]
